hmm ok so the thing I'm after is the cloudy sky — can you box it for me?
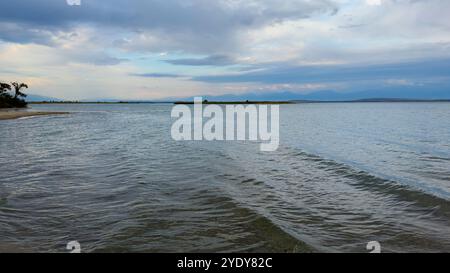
[0,0,449,100]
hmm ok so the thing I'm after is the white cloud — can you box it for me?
[366,0,382,6]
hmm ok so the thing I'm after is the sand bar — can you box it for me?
[0,111,69,120]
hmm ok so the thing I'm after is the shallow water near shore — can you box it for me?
[0,102,449,252]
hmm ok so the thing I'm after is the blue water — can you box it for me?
[0,103,449,252]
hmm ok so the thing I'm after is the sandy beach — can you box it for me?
[0,111,69,120]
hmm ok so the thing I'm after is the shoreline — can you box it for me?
[0,111,69,121]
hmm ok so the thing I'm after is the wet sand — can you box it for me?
[0,111,69,120]
[0,244,33,253]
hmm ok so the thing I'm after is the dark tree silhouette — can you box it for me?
[0,82,28,108]
[11,82,28,99]
[0,82,11,95]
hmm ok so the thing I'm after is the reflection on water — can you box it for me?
[0,103,449,252]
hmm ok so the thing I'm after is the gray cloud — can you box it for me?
[131,73,185,78]
[0,0,337,29]
[0,0,338,53]
[164,55,235,66]
[193,59,450,84]
[76,54,126,66]
[0,23,58,45]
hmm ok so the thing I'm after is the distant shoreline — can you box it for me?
[29,101,172,104]
[28,99,450,105]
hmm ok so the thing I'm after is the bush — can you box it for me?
[0,94,28,108]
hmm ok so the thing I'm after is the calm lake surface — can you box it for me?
[1,103,449,252]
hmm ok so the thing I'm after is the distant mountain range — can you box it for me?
[172,88,450,102]
[27,87,450,103]
[26,94,61,102]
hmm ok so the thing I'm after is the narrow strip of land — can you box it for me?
[0,111,69,120]
[174,101,294,105]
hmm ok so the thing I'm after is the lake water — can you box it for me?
[0,103,449,252]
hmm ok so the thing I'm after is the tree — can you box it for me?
[11,82,28,99]
[0,82,28,108]
[0,82,11,95]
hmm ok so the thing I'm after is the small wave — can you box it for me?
[17,116,36,120]
[212,144,450,252]
[281,146,450,212]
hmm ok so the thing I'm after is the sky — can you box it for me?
[0,0,449,100]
